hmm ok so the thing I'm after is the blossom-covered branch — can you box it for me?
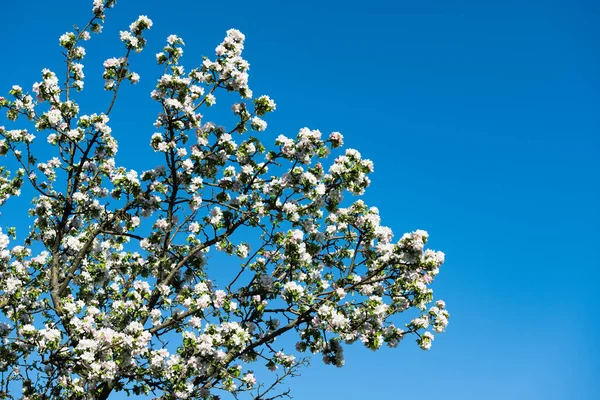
[0,1,449,399]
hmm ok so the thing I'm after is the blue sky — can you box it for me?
[1,0,599,399]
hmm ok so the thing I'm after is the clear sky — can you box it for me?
[1,0,599,399]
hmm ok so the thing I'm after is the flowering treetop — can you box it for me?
[0,1,449,399]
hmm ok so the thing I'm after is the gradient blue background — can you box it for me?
[1,0,598,399]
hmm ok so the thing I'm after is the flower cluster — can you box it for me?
[120,15,152,52]
[103,57,138,90]
[32,69,61,104]
[202,29,252,98]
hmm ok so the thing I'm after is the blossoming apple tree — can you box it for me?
[0,1,449,399]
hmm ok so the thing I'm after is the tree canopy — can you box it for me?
[0,1,449,398]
